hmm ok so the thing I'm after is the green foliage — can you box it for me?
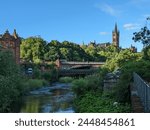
[33,66,41,79]
[72,74,103,97]
[0,51,22,112]
[59,77,74,83]
[42,71,52,81]
[142,45,150,60]
[133,26,150,47]
[41,68,58,82]
[110,59,150,103]
[21,37,46,63]
[132,18,150,59]
[105,49,141,71]
[72,78,88,96]
[74,92,131,113]
[0,50,20,76]
[0,75,20,112]
[44,40,89,61]
[121,60,150,81]
[21,79,48,92]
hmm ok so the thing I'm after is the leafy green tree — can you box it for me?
[44,40,60,61]
[105,49,141,71]
[133,26,150,48]
[132,18,150,60]
[21,37,47,63]
[0,50,22,112]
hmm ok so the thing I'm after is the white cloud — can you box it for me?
[95,3,119,16]
[123,23,140,30]
[99,32,109,35]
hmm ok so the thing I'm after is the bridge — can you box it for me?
[55,59,105,69]
[58,68,98,77]
[55,59,105,76]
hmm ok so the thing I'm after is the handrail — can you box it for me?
[133,72,150,112]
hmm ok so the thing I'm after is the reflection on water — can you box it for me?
[20,83,75,113]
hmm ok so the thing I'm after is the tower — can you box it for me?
[112,23,119,47]
[0,29,21,64]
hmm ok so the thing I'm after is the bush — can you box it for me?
[72,78,88,96]
[21,79,48,92]
[42,71,52,81]
[41,68,58,82]
[74,92,131,113]
[0,75,20,112]
[109,59,150,103]
[33,66,41,79]
[59,77,74,83]
[0,51,22,112]
[72,74,103,97]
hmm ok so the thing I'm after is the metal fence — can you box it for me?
[133,72,150,112]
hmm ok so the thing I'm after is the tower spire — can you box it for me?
[115,23,118,32]
[112,23,119,48]
[13,29,18,39]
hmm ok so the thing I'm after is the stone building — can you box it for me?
[112,23,120,47]
[130,44,137,53]
[0,30,21,64]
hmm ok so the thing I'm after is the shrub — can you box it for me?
[41,68,58,82]
[72,74,103,96]
[74,92,131,113]
[42,71,52,81]
[0,51,22,112]
[33,66,41,79]
[0,75,20,112]
[59,77,74,83]
[21,79,47,92]
[72,78,88,96]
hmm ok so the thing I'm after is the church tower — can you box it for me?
[112,23,119,47]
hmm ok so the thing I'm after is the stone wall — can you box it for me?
[103,79,118,91]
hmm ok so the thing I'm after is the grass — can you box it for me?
[59,77,74,83]
[21,78,49,92]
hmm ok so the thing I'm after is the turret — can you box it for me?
[13,29,18,39]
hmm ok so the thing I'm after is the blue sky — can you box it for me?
[0,0,150,51]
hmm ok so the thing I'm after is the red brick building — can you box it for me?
[0,30,21,64]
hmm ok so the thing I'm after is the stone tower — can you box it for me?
[112,23,119,47]
[0,29,21,64]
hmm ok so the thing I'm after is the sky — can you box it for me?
[0,0,150,52]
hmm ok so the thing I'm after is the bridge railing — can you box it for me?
[61,61,105,65]
[133,72,150,112]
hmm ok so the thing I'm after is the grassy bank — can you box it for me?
[20,78,49,92]
[59,77,74,83]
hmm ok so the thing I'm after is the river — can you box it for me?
[20,83,75,113]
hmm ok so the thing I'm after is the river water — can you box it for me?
[20,83,75,113]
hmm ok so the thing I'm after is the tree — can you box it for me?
[44,40,61,61]
[132,18,150,60]
[132,26,150,48]
[105,49,141,71]
[21,37,47,63]
[0,50,21,112]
